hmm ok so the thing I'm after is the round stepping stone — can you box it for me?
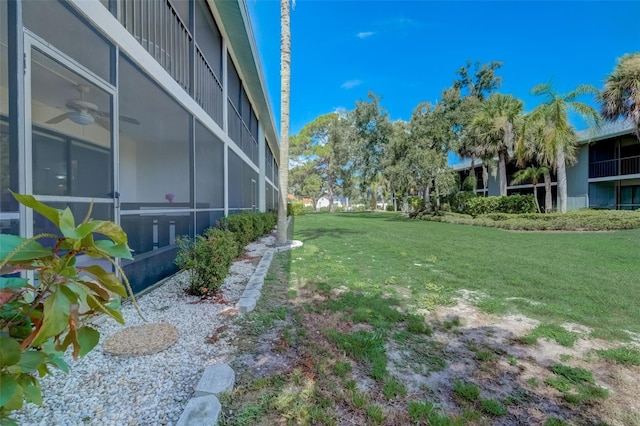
[103,322,178,356]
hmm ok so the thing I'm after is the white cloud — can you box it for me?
[357,31,375,39]
[341,80,362,89]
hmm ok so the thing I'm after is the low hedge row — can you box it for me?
[219,211,277,256]
[463,195,537,216]
[176,211,277,295]
[421,209,640,231]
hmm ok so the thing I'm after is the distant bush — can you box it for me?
[287,201,305,216]
[463,195,536,216]
[175,228,237,295]
[407,196,426,212]
[386,204,395,212]
[420,209,640,231]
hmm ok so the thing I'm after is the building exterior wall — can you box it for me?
[0,0,278,293]
[566,145,589,210]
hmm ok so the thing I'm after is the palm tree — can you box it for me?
[511,165,549,213]
[277,0,292,243]
[529,83,600,213]
[600,53,640,141]
[470,93,523,196]
[516,114,555,213]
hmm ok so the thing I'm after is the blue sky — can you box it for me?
[247,0,640,139]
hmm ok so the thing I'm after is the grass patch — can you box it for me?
[382,378,407,400]
[520,324,579,347]
[365,405,384,425]
[291,213,640,339]
[597,347,640,366]
[407,400,454,425]
[453,380,480,402]
[327,330,387,381]
[481,398,507,416]
[544,419,570,426]
[407,314,433,335]
[545,364,608,405]
[327,291,405,329]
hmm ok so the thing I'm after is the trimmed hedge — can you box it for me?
[176,211,277,295]
[219,211,277,256]
[175,228,238,295]
[463,195,536,216]
[420,209,640,231]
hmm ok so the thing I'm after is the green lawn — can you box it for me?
[290,212,640,340]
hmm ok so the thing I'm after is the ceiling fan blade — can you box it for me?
[100,111,140,125]
[120,115,140,125]
[46,113,70,124]
[95,117,111,132]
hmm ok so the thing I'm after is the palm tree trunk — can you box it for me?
[498,151,507,196]
[533,184,541,213]
[556,147,567,213]
[277,0,291,243]
[469,156,476,191]
[482,165,488,193]
[543,170,552,213]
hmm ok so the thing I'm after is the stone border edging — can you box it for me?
[176,236,303,425]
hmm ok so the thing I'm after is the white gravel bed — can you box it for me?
[14,235,275,426]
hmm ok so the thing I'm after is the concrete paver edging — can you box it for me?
[177,233,303,425]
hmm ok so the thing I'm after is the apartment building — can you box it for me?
[0,0,279,292]
[453,121,637,211]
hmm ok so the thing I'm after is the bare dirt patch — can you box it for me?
[225,277,640,426]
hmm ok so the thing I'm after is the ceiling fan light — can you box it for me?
[68,110,95,126]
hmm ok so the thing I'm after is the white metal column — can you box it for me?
[258,125,266,212]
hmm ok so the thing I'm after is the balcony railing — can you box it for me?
[227,100,258,165]
[589,155,640,178]
[194,47,223,126]
[117,0,224,125]
[119,0,191,92]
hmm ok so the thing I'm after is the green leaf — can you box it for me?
[11,192,60,227]
[0,235,53,262]
[31,286,76,346]
[21,378,43,406]
[76,220,105,239]
[87,294,124,324]
[58,208,76,239]
[41,341,69,373]
[0,277,29,290]
[0,375,23,410]
[94,221,128,244]
[80,265,127,297]
[76,326,100,357]
[18,351,47,374]
[93,240,133,260]
[0,337,21,367]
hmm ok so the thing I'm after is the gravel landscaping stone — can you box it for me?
[13,235,276,426]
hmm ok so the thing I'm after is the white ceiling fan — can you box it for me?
[46,84,140,130]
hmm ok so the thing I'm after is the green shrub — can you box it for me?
[464,195,536,216]
[407,196,426,212]
[421,209,640,231]
[287,201,305,216]
[175,228,237,295]
[218,211,274,255]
